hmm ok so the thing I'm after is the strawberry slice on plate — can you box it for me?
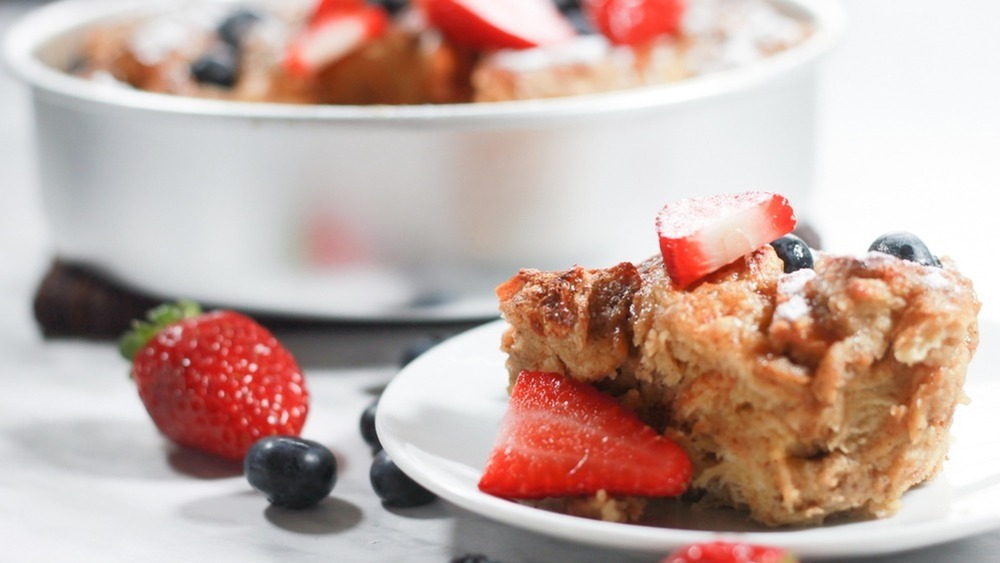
[584,0,685,46]
[478,370,692,499]
[284,3,388,77]
[656,191,797,289]
[422,0,577,51]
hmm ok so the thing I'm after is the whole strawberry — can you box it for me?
[663,541,798,563]
[119,302,309,461]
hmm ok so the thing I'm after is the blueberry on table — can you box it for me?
[245,436,337,509]
[217,9,261,47]
[451,555,503,563]
[370,450,436,507]
[868,231,942,267]
[360,398,381,452]
[190,44,239,88]
[770,234,814,273]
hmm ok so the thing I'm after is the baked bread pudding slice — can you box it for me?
[488,192,980,527]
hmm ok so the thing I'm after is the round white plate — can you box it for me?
[377,320,1000,558]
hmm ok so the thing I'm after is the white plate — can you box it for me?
[377,320,1000,558]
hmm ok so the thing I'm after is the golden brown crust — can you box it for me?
[309,29,453,105]
[497,262,641,387]
[496,247,980,526]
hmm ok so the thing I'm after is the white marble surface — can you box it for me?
[2,1,1000,561]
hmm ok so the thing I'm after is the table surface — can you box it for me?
[2,1,999,561]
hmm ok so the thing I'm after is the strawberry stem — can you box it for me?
[118,300,202,362]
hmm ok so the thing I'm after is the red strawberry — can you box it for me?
[284,4,388,77]
[663,541,798,563]
[421,0,576,51]
[584,0,685,46]
[478,370,691,498]
[311,0,367,20]
[656,191,797,289]
[119,302,309,461]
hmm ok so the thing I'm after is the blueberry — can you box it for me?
[451,555,502,563]
[244,436,337,509]
[562,8,595,34]
[190,44,239,88]
[370,450,436,507]
[770,234,814,273]
[217,9,261,47]
[868,231,942,267]
[368,0,409,15]
[553,0,582,11]
[360,398,381,452]
[550,0,593,34]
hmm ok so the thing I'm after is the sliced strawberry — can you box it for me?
[422,0,576,51]
[662,541,798,563]
[656,191,796,289]
[584,0,685,46]
[284,5,388,77]
[311,0,367,21]
[478,370,692,499]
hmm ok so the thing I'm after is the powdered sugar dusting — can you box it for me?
[486,35,610,73]
[483,0,809,78]
[858,251,957,291]
[683,0,809,73]
[128,5,222,65]
[922,268,954,290]
[129,19,195,65]
[775,268,816,322]
[860,250,898,263]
